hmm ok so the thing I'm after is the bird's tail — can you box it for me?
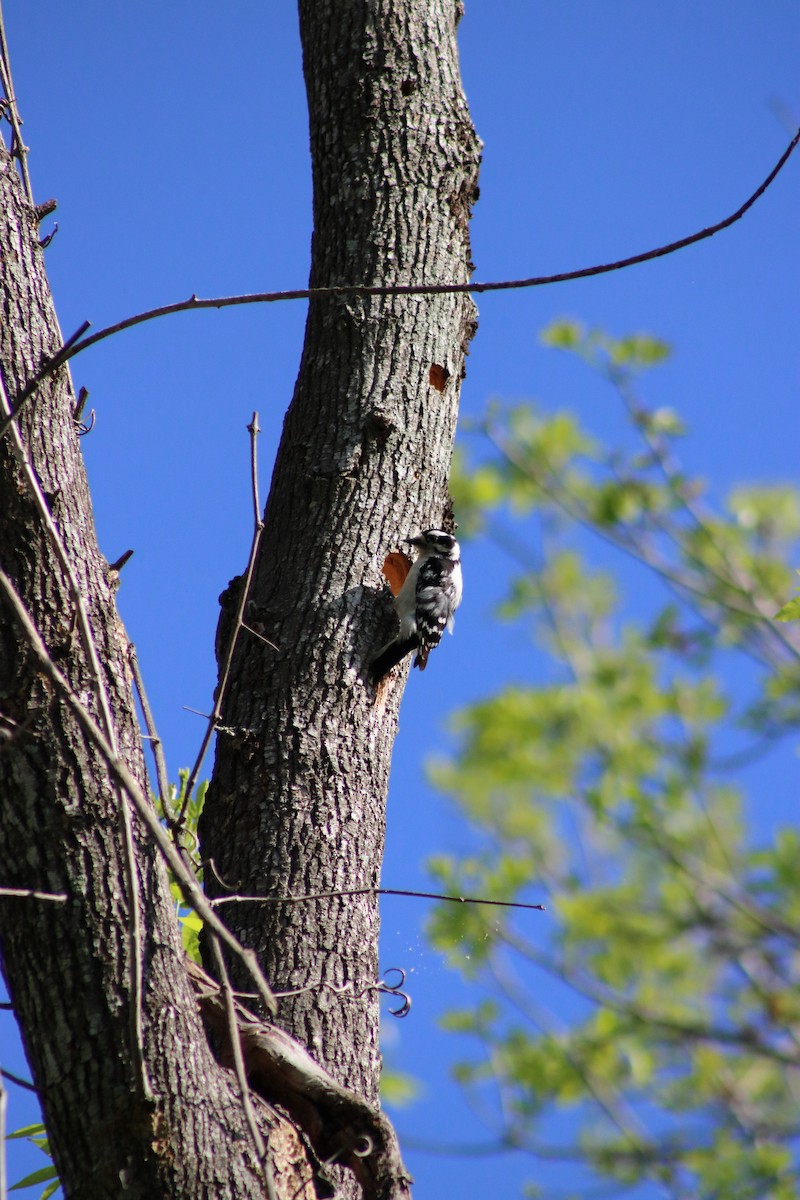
[370,635,419,682]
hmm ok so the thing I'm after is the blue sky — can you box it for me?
[2,3,799,1197]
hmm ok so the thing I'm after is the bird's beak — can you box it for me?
[405,534,425,548]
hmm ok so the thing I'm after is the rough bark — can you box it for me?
[1,0,479,1193]
[201,0,480,1107]
[0,142,308,1198]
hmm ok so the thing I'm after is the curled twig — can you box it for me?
[187,959,412,1200]
[272,967,412,1018]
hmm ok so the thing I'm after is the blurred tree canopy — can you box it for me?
[427,322,800,1200]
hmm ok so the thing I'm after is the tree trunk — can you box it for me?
[201,0,480,1105]
[0,141,309,1200]
[1,0,479,1194]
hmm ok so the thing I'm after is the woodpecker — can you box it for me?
[371,529,463,680]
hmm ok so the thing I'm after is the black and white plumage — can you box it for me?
[371,529,463,680]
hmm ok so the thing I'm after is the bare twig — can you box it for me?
[207,934,277,1200]
[107,549,134,574]
[271,967,412,1018]
[118,797,152,1101]
[0,1069,6,1200]
[247,411,261,526]
[241,622,279,650]
[0,365,152,1101]
[211,885,544,912]
[0,1066,35,1093]
[6,131,799,419]
[0,367,117,742]
[128,643,173,823]
[0,569,277,1017]
[37,222,58,249]
[0,319,90,441]
[0,887,67,902]
[179,412,266,821]
[75,409,95,436]
[0,0,33,206]
[72,385,89,424]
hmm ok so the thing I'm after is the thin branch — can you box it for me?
[0,319,90,441]
[0,366,117,744]
[0,1070,6,1200]
[0,0,34,206]
[241,622,279,650]
[0,887,67,902]
[0,569,277,1017]
[211,885,545,913]
[179,413,266,821]
[118,794,153,1101]
[487,949,655,1158]
[247,411,261,526]
[107,548,134,574]
[6,130,799,412]
[611,370,800,664]
[500,926,800,1069]
[0,364,152,1102]
[128,643,173,823]
[0,1066,35,1093]
[485,422,800,671]
[270,967,412,1018]
[207,934,278,1200]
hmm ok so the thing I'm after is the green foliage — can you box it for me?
[7,1124,59,1199]
[433,322,800,1198]
[381,1068,422,1108]
[156,771,207,962]
[776,571,800,623]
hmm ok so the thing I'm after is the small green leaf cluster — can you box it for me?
[155,771,207,963]
[7,1123,59,1199]
[432,323,800,1198]
[776,571,800,624]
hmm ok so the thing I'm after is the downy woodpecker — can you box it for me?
[371,529,463,680]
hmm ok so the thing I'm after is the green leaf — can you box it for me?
[6,1124,47,1141]
[9,1164,59,1191]
[381,1069,421,1107]
[607,332,671,367]
[645,406,686,436]
[540,318,584,350]
[775,595,800,622]
[439,325,800,1198]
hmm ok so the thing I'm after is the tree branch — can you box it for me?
[0,569,278,1018]
[211,886,544,912]
[3,130,797,421]
[0,0,34,206]
[179,412,266,822]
